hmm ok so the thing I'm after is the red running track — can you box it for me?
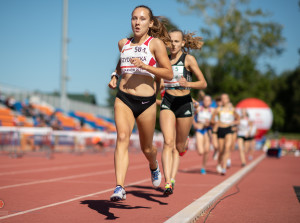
[197,155,300,223]
[0,149,273,222]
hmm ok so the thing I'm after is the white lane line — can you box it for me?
[164,153,266,223]
[0,178,150,220]
[0,162,55,169]
[0,164,146,190]
[0,162,112,176]
[0,159,98,169]
[0,154,201,190]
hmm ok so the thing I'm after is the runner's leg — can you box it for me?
[114,98,135,187]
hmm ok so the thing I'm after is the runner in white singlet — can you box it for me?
[211,94,239,175]
[108,5,173,202]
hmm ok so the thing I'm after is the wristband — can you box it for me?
[111,72,119,79]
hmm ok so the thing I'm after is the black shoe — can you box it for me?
[163,183,173,196]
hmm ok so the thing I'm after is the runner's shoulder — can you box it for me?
[118,38,130,51]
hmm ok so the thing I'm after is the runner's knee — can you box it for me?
[141,145,155,155]
[164,138,175,150]
[117,132,130,144]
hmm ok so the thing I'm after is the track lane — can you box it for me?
[0,150,263,222]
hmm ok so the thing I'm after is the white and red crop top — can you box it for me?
[195,107,212,124]
[120,36,157,78]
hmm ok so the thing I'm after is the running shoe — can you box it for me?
[150,161,161,187]
[163,183,173,196]
[213,150,219,160]
[200,168,206,175]
[221,168,226,176]
[241,163,246,167]
[179,136,189,157]
[110,185,126,201]
[216,164,222,174]
[226,159,231,168]
[171,178,175,190]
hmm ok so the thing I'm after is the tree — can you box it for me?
[177,0,284,92]
[273,68,300,132]
[177,0,289,133]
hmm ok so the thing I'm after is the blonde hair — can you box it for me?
[133,5,171,47]
[169,29,204,52]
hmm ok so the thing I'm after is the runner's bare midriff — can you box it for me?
[218,123,233,128]
[166,89,190,97]
[119,73,155,97]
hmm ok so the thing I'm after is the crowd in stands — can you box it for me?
[0,91,116,132]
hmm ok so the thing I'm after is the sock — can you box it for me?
[150,167,158,171]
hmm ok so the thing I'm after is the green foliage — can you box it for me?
[267,132,300,140]
[107,87,117,108]
[272,103,285,130]
[177,0,299,132]
[273,68,300,132]
[178,0,284,65]
[106,0,299,133]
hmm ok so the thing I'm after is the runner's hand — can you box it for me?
[179,77,188,87]
[108,76,117,89]
[130,58,146,69]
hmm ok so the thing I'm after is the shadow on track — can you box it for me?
[80,199,150,220]
[179,168,220,175]
[80,185,167,220]
[126,185,168,205]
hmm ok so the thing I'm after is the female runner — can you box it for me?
[193,95,214,174]
[108,5,173,201]
[211,95,222,161]
[160,29,207,195]
[211,94,239,175]
[237,108,250,166]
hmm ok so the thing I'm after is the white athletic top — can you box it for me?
[237,118,249,136]
[164,53,192,90]
[196,107,212,124]
[219,107,234,124]
[214,115,219,122]
[249,121,257,137]
[120,37,156,78]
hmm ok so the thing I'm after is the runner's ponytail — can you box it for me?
[169,29,204,52]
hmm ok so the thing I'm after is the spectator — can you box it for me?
[50,119,63,130]
[23,103,38,117]
[35,114,48,127]
[5,96,16,110]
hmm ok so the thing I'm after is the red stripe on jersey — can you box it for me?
[125,38,132,45]
[149,57,156,66]
[120,66,137,68]
[144,37,153,46]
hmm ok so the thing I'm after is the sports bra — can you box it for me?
[164,53,192,90]
[120,36,156,78]
[195,107,212,124]
[219,107,234,124]
[237,118,249,136]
